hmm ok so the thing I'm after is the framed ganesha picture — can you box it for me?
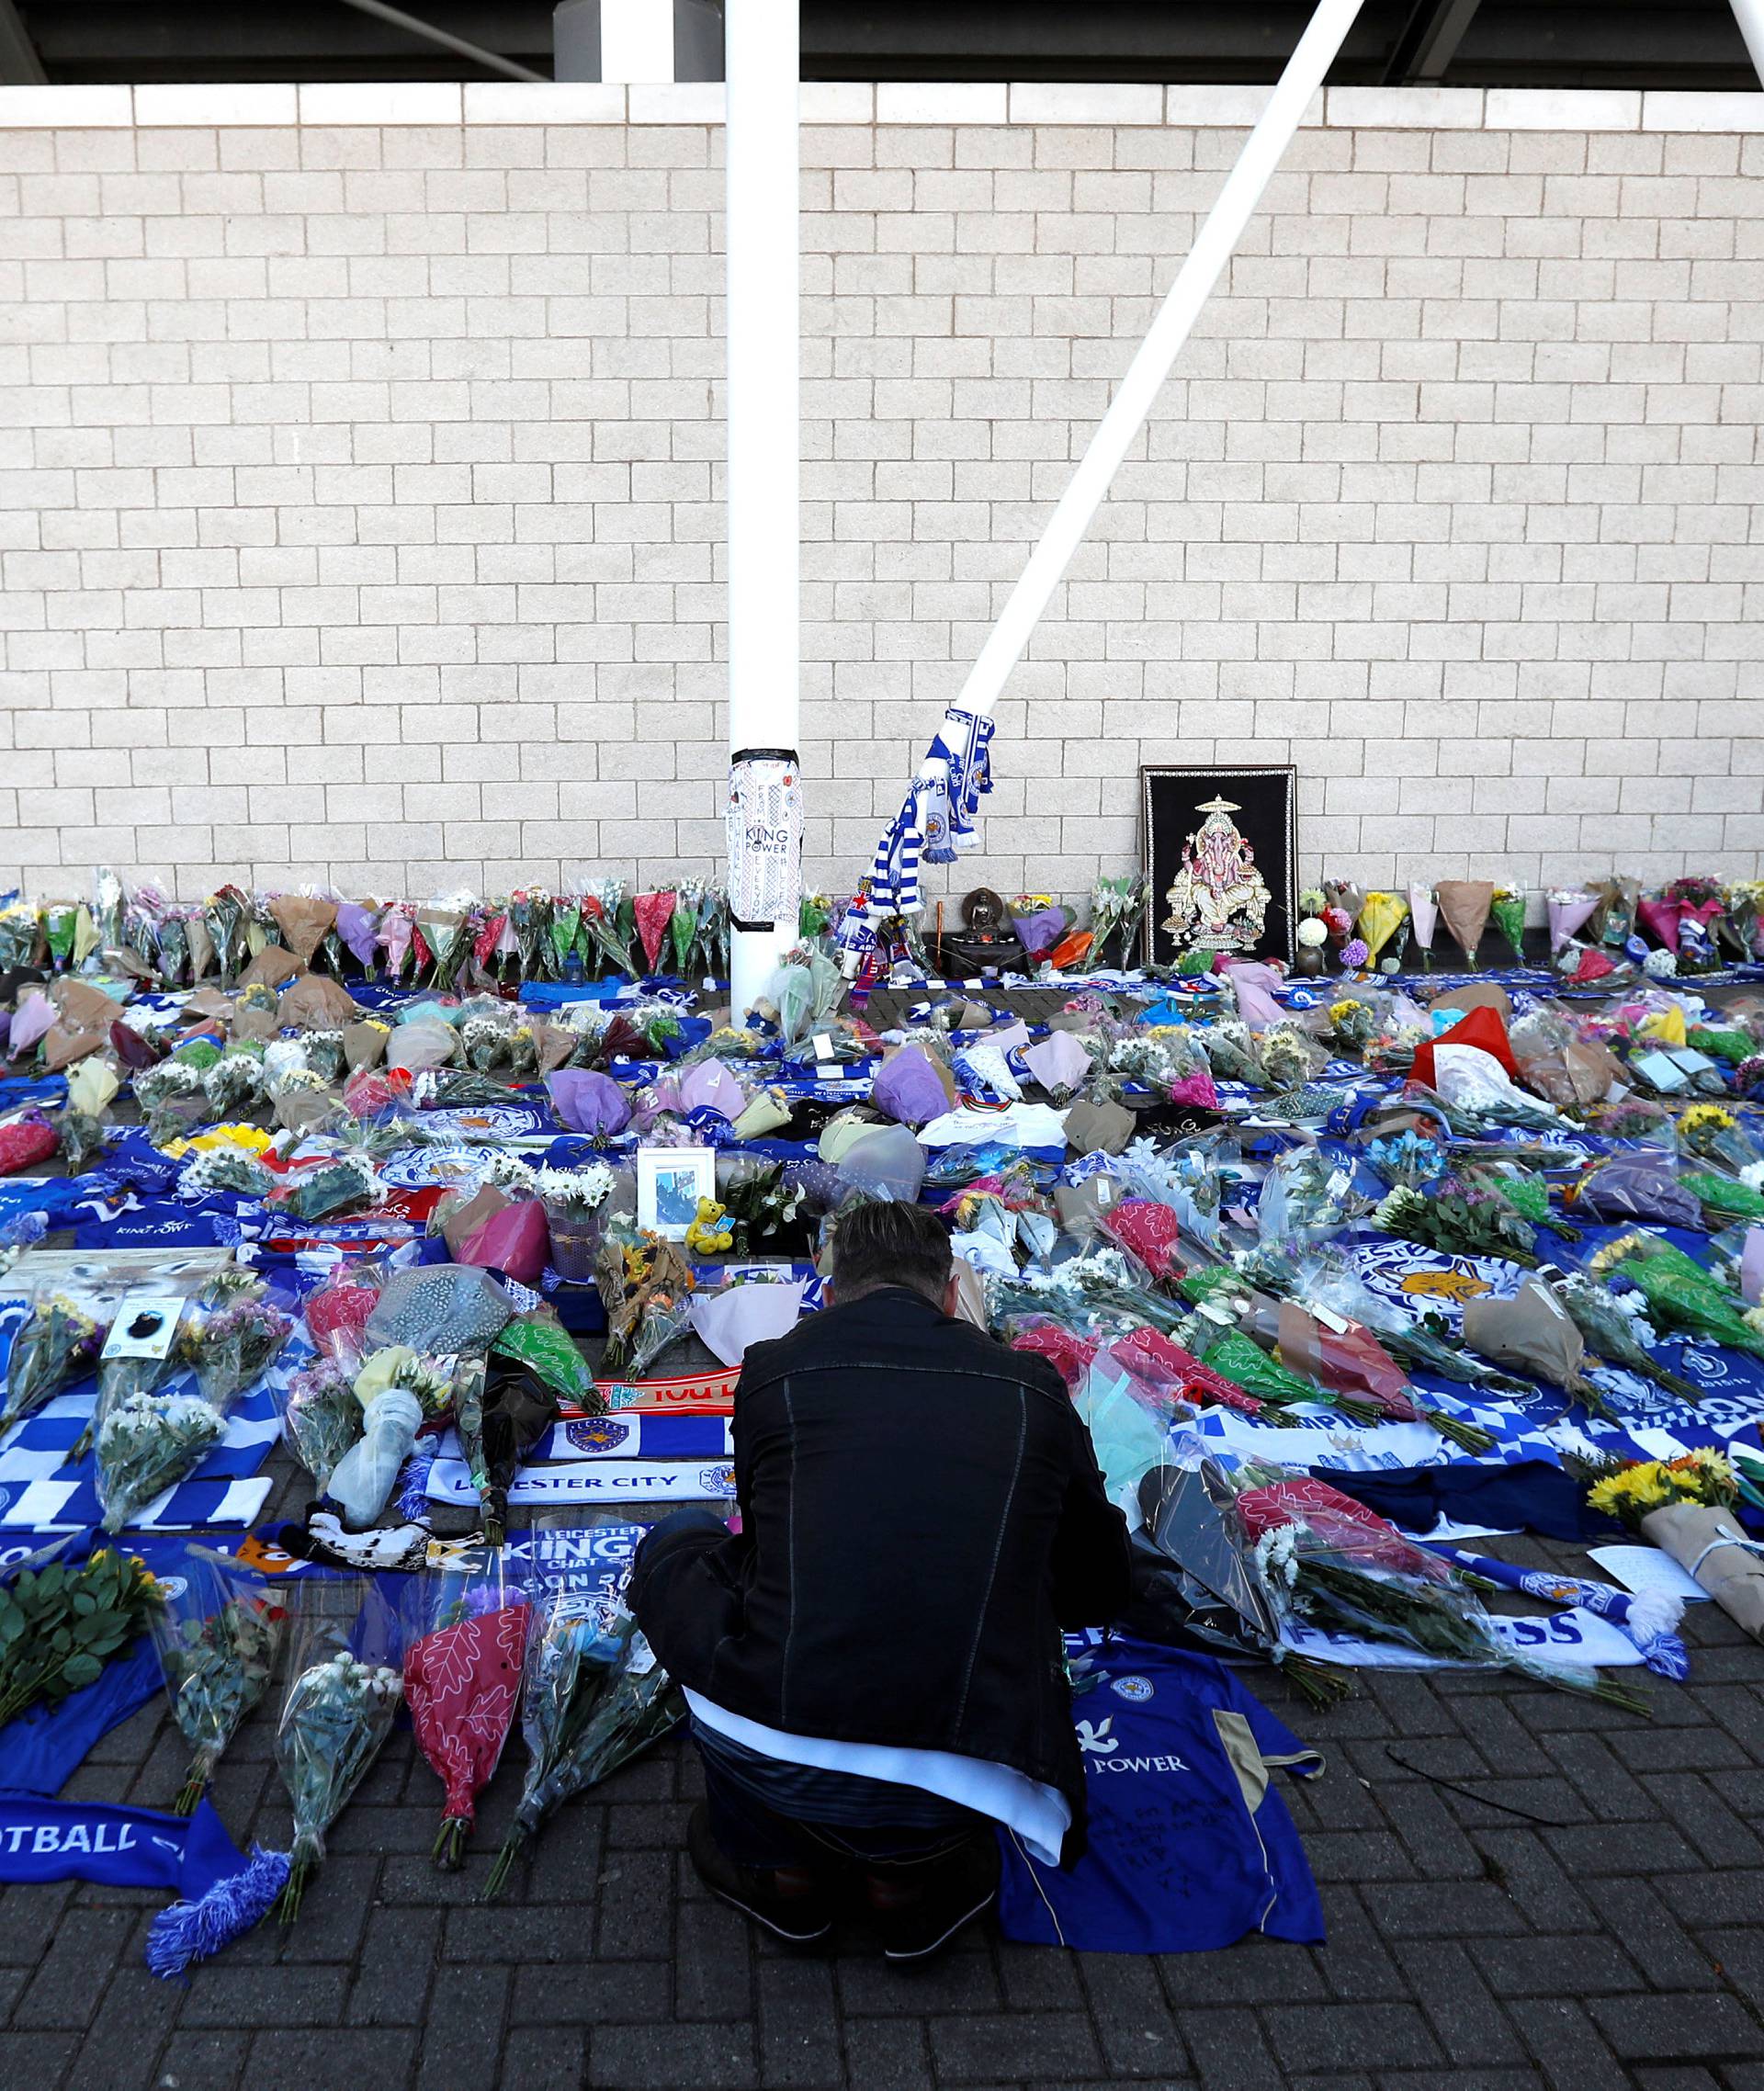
[1141,764,1297,968]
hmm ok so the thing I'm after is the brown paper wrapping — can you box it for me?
[186,913,215,982]
[231,1003,280,1045]
[1063,1098,1136,1156]
[273,1090,340,1136]
[343,1021,389,1072]
[1640,1503,1764,1641]
[535,1022,578,1076]
[50,978,119,1032]
[1433,880,1494,961]
[1462,1280,1585,1388]
[40,1023,107,1071]
[238,944,305,992]
[268,895,338,967]
[277,974,359,1031]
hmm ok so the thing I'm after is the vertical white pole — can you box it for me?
[724,0,801,1018]
[1729,0,1764,84]
[949,0,1366,728]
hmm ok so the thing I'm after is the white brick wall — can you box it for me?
[0,82,1759,909]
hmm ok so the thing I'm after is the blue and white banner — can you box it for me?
[435,1413,732,1467]
[426,1456,735,1509]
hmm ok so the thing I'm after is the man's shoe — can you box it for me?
[866,1831,1001,1964]
[686,1803,833,1945]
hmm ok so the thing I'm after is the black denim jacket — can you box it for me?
[628,1286,1131,1860]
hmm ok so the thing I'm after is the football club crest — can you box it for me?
[566,1418,631,1454]
[1111,1674,1154,1703]
[1349,1240,1521,1329]
[697,1463,738,1497]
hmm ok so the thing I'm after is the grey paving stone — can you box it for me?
[929,2011,1104,2084]
[591,2019,761,2088]
[1588,1994,1764,2063]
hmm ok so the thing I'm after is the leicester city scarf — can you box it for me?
[0,1796,287,1980]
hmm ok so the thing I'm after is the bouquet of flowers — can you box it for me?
[1490,886,1529,966]
[276,1356,364,1498]
[1235,1466,1647,1712]
[1372,1182,1540,1268]
[177,1273,294,1407]
[272,1153,380,1225]
[718,1159,811,1257]
[0,1287,107,1436]
[1122,1454,1352,1708]
[582,880,639,979]
[1547,1270,1698,1403]
[595,1223,696,1378]
[95,1386,229,1533]
[1260,1023,1322,1094]
[484,1580,682,1900]
[402,1563,532,1868]
[1597,1237,1764,1361]
[273,1578,403,1924]
[0,1541,164,1729]
[1296,1251,1541,1396]
[1090,874,1149,969]
[1362,1127,1450,1192]
[203,885,250,986]
[1455,1159,1579,1244]
[202,1044,270,1119]
[1587,1450,1764,1642]
[74,1286,203,1463]
[179,1145,275,1201]
[151,1546,287,1813]
[1586,1447,1737,1528]
[1328,999,1378,1054]
[1677,1102,1761,1180]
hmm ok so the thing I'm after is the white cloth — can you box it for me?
[684,1688,1071,1868]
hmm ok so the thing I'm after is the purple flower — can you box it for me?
[1340,938,1370,969]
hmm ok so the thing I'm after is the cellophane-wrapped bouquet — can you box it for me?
[152,1544,288,1813]
[273,1577,403,1924]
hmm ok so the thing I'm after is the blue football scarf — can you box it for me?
[996,1632,1324,1955]
[1425,1543,1690,1680]
[0,1796,288,1980]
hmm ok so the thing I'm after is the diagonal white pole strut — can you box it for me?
[1728,0,1764,85]
[953,0,1366,729]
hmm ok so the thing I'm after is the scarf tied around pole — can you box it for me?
[865,707,994,917]
[0,1795,288,1979]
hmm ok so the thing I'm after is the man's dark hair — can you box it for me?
[829,1200,954,1305]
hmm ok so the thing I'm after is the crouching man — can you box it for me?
[628,1201,1130,1962]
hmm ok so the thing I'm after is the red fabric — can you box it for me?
[403,1601,531,1827]
[0,1118,58,1175]
[1009,1323,1099,1393]
[1235,1475,1442,1578]
[1408,1003,1519,1089]
[1099,1198,1184,1281]
[1109,1325,1263,1418]
[634,891,677,973]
